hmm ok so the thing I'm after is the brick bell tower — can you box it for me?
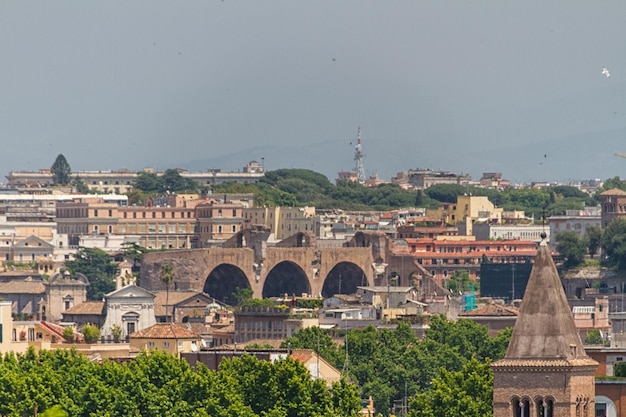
[492,236,598,417]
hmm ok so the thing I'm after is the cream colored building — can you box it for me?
[101,285,156,339]
[46,270,89,322]
[129,322,200,356]
[243,206,316,240]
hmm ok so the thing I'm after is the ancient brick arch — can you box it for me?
[139,232,393,301]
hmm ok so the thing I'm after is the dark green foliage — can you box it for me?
[284,317,511,416]
[133,169,199,194]
[424,184,467,203]
[0,348,360,417]
[161,169,198,192]
[409,358,494,417]
[584,328,603,345]
[64,247,118,300]
[601,218,626,269]
[51,154,72,185]
[556,231,585,268]
[72,176,90,194]
[598,176,626,193]
[445,270,479,293]
[615,361,626,377]
[585,225,602,258]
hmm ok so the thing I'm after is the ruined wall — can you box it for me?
[140,248,255,292]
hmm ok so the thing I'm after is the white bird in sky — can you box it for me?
[602,67,611,78]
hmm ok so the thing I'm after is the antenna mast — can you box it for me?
[354,126,366,183]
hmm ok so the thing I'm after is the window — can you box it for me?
[147,342,155,348]
[94,209,98,217]
[163,342,170,348]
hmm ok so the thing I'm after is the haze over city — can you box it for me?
[1,1,625,183]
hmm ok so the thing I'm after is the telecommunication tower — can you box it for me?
[354,126,366,183]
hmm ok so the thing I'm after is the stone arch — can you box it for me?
[263,261,311,298]
[322,261,368,298]
[203,263,250,305]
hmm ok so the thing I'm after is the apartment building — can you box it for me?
[242,206,316,241]
[404,237,537,282]
[5,161,264,193]
[196,202,244,246]
[549,208,601,246]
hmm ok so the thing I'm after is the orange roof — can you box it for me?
[63,301,104,315]
[0,280,46,294]
[460,303,518,317]
[130,323,199,339]
[600,188,626,196]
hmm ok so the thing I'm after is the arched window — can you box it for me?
[512,397,531,417]
[536,397,554,417]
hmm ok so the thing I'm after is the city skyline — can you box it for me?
[1,2,625,183]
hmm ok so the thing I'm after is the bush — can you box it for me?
[62,327,75,343]
[82,324,101,343]
[111,324,122,342]
[615,362,626,377]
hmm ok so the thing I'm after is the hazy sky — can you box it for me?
[1,2,625,183]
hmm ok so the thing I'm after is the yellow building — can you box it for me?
[430,196,503,235]
[242,206,316,240]
[129,323,200,357]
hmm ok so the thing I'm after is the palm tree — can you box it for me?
[159,264,174,322]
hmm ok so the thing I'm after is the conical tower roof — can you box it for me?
[504,243,588,361]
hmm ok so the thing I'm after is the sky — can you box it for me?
[1,2,625,184]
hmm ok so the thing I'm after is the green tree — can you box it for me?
[51,154,72,185]
[409,358,494,417]
[424,184,467,203]
[601,218,626,269]
[614,361,626,377]
[82,324,101,343]
[232,287,253,306]
[159,264,174,322]
[62,327,75,342]
[445,270,479,293]
[585,225,602,258]
[584,328,603,345]
[598,176,626,193]
[282,326,341,366]
[64,247,118,300]
[134,171,161,193]
[556,231,585,268]
[73,176,90,194]
[161,169,198,192]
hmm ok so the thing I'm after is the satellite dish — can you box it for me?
[190,342,198,352]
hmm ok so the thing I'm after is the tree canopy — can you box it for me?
[285,317,512,415]
[601,218,626,269]
[211,169,602,216]
[0,348,360,417]
[51,154,72,185]
[64,247,118,300]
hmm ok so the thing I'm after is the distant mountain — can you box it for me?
[166,126,625,185]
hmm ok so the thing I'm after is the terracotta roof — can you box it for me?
[62,301,105,315]
[460,303,519,317]
[38,321,84,340]
[0,280,46,294]
[129,323,199,339]
[492,358,598,369]
[502,243,592,361]
[153,290,204,317]
[600,188,626,196]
